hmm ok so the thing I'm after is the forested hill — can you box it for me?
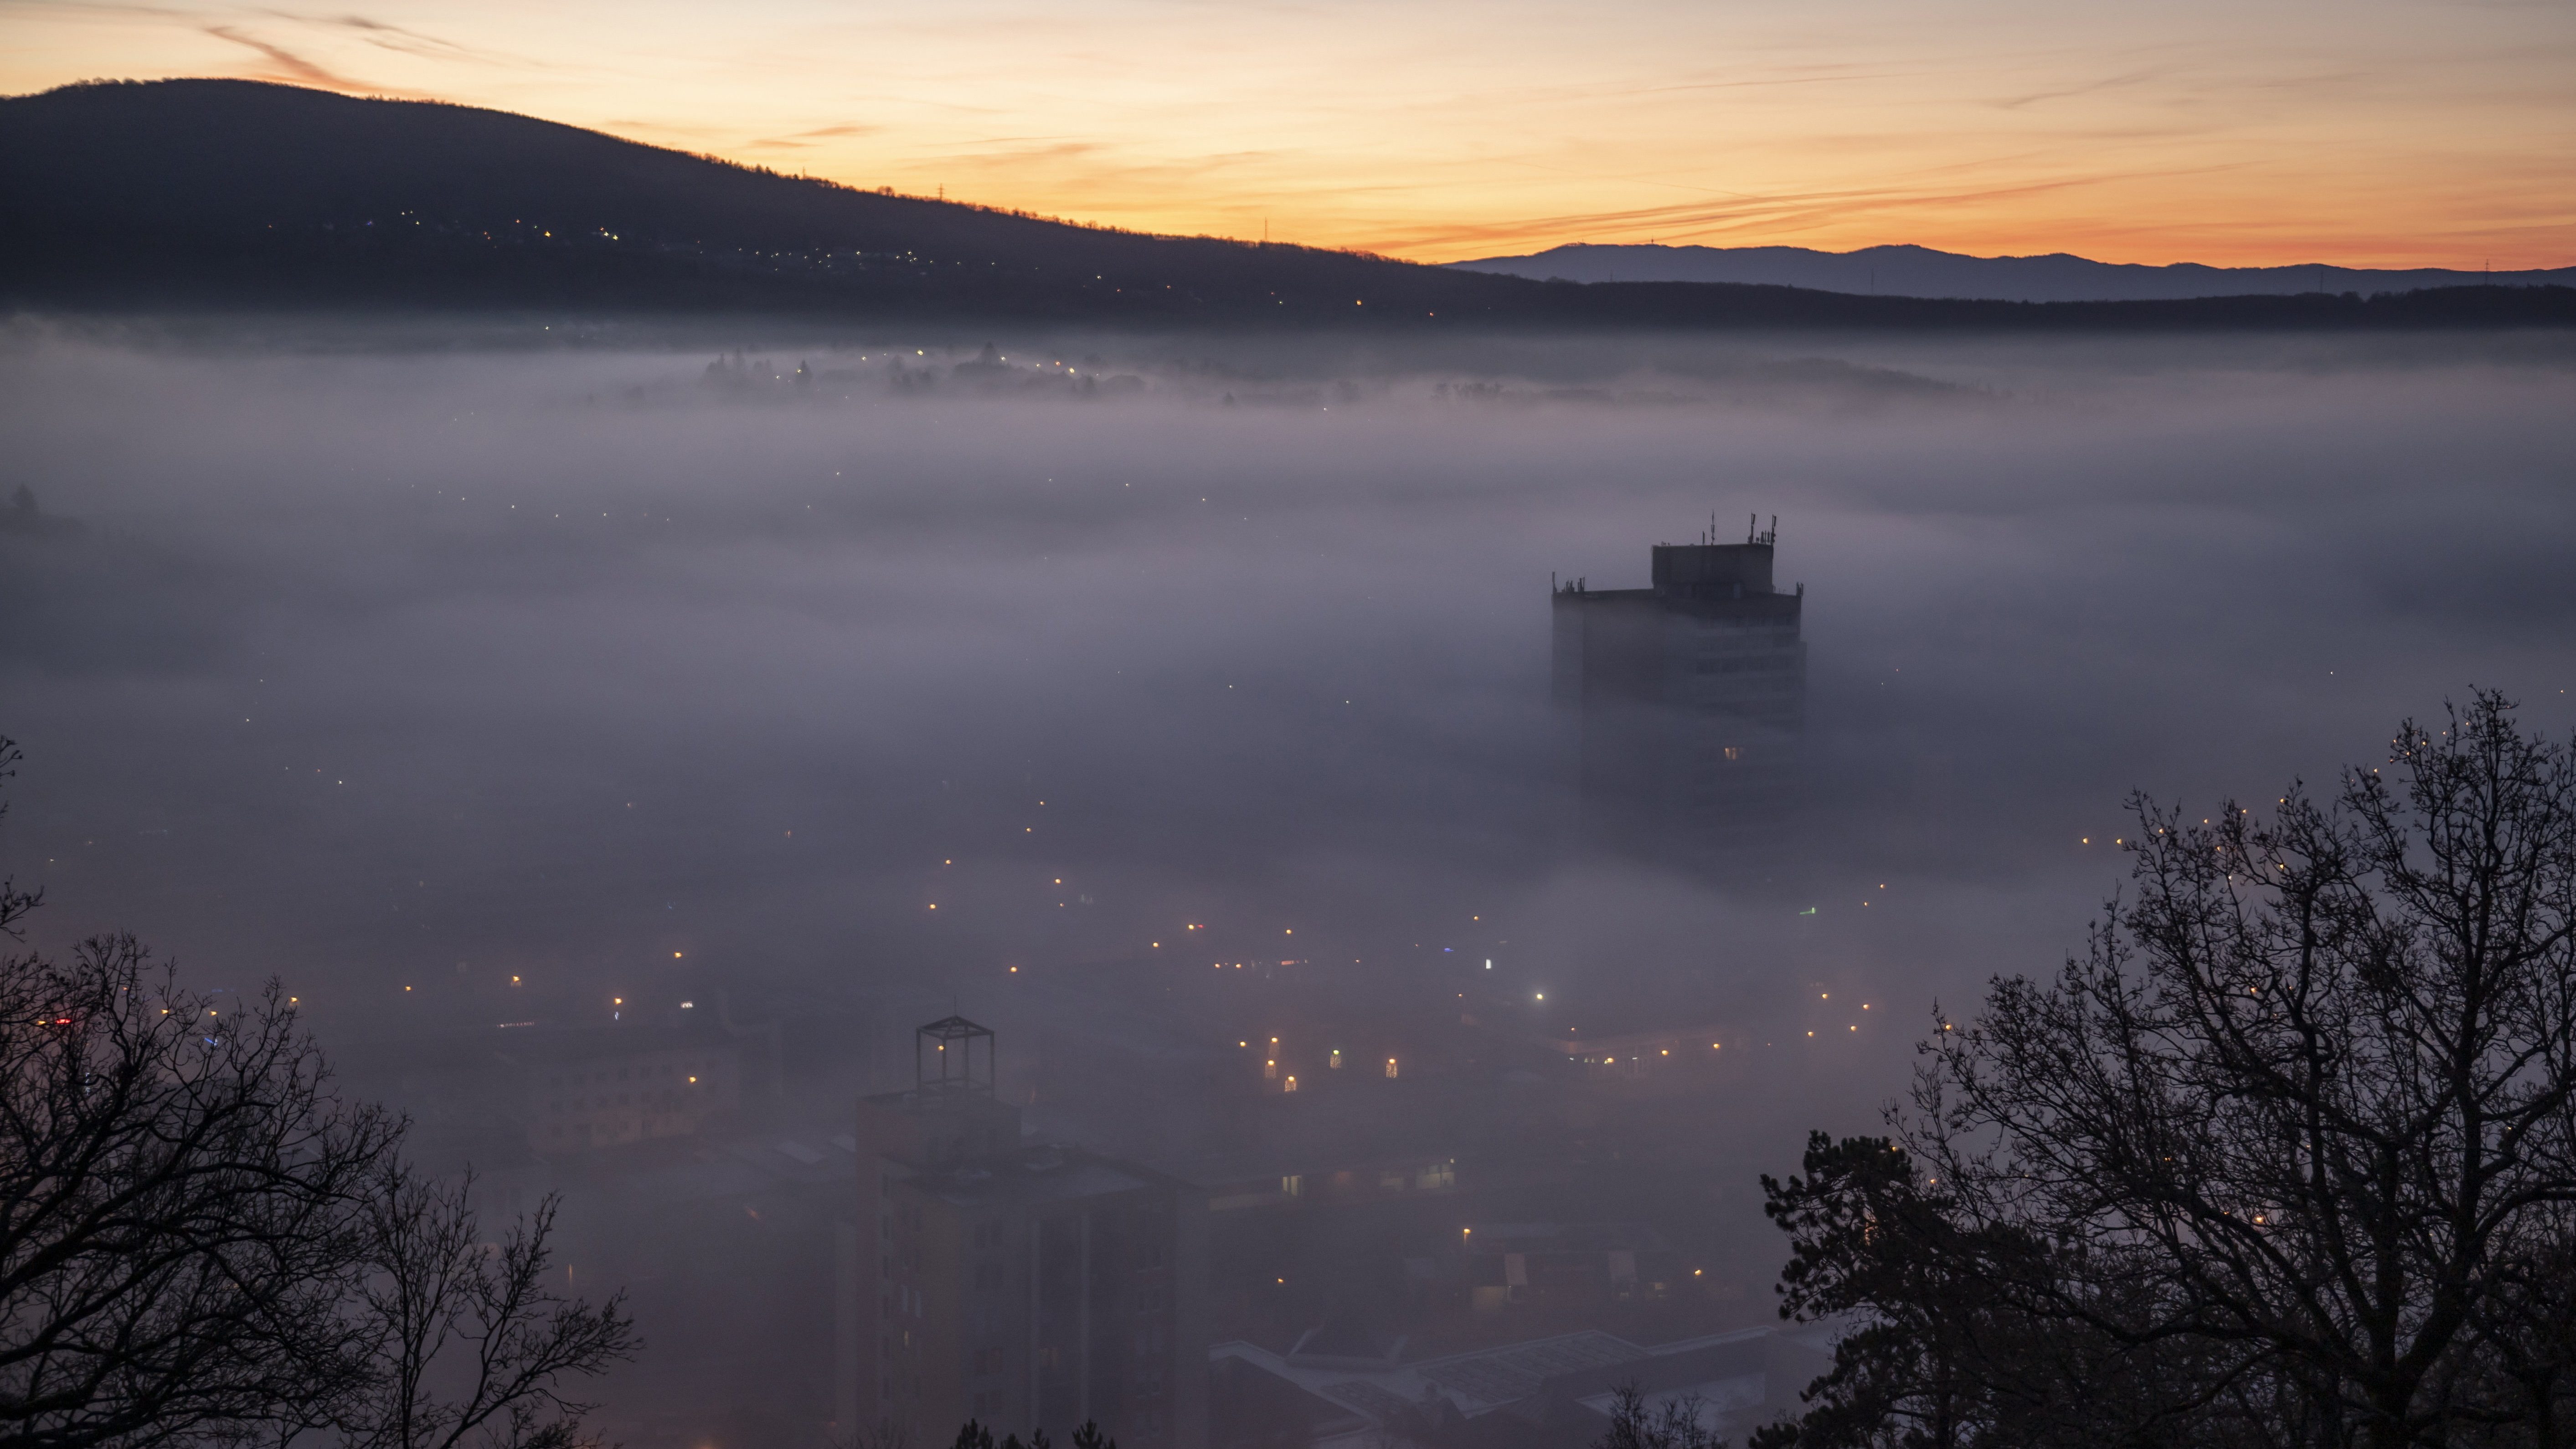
[0,79,1489,323]
[5,79,2572,331]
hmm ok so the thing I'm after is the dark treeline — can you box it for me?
[4,81,2572,331]
[1744,694,2576,1449]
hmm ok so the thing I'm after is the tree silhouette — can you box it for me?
[1763,693,2576,1446]
[0,933,398,1449]
[323,1166,636,1449]
[0,736,634,1449]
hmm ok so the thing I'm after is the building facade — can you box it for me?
[1552,521,1806,848]
[851,1018,1209,1449]
[497,1020,757,1157]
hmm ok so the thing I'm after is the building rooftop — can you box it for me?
[900,1142,1162,1209]
[489,1018,744,1067]
[1214,1321,1837,1446]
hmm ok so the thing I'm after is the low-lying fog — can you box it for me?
[7,320,2572,1104]
[2,317,2571,1434]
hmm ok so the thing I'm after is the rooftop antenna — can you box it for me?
[1747,512,1757,544]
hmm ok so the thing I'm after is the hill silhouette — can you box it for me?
[4,80,2572,331]
[1452,242,2576,303]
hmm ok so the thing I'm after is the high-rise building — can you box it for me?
[850,1018,1208,1449]
[1551,519,1806,846]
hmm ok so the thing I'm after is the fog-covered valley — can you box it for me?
[3,318,2571,1447]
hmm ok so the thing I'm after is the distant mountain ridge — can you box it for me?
[1448,243,2576,303]
[2,80,2571,330]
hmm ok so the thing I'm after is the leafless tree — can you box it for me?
[1592,1383,1721,1449]
[1901,691,2576,1448]
[0,729,394,1448]
[1,736,632,1449]
[0,932,401,1449]
[323,1166,635,1449]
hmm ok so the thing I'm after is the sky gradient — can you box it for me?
[6,0,2572,266]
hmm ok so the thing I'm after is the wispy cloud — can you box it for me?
[746,122,885,149]
[311,13,505,65]
[1992,64,2182,111]
[202,24,411,95]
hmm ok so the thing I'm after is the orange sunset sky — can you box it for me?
[5,0,2571,268]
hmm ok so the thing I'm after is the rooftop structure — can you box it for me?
[916,1014,996,1101]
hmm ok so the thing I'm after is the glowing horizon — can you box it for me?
[5,0,2570,268]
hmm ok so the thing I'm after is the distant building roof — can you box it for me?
[490,1019,742,1067]
[1214,1321,1839,1447]
[902,1145,1159,1209]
